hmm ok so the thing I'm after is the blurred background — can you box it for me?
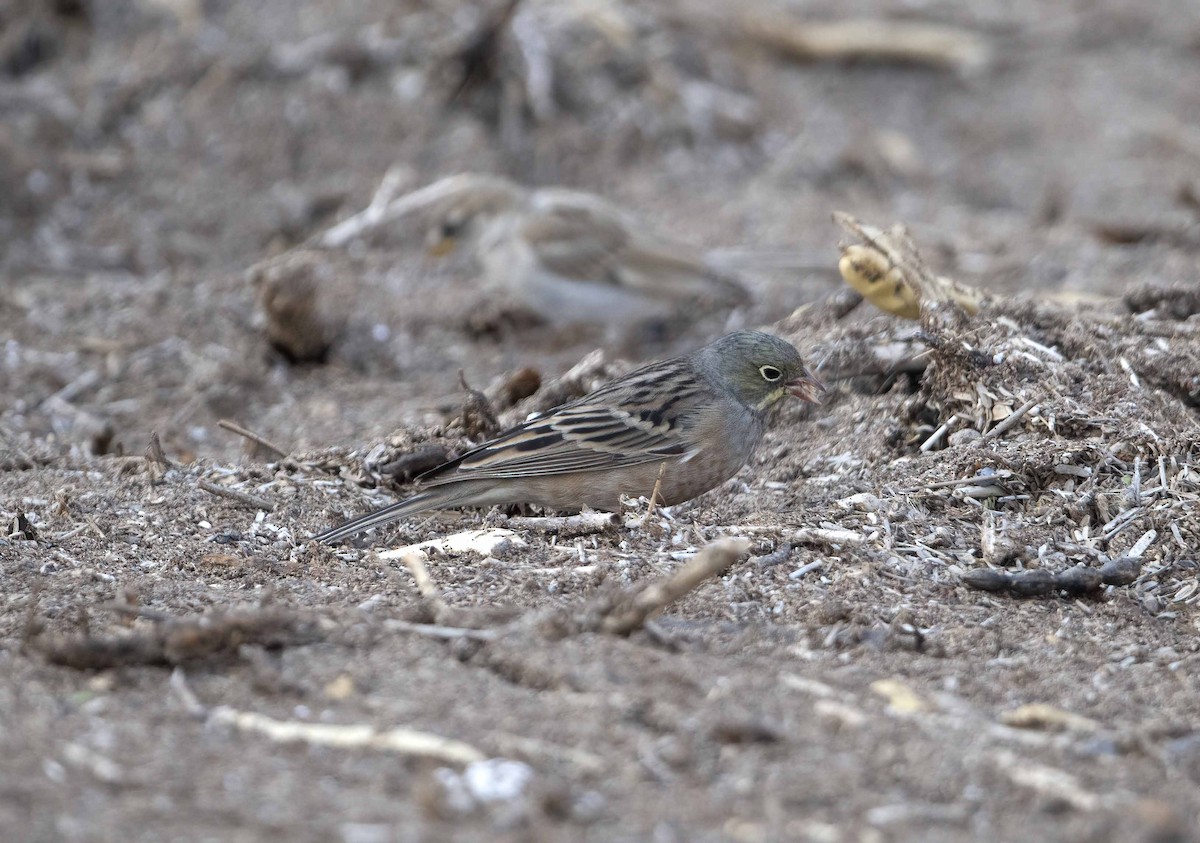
[3,0,1198,461]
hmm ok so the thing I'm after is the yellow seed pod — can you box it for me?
[838,244,921,319]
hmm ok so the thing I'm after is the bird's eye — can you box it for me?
[440,220,462,239]
[760,365,783,382]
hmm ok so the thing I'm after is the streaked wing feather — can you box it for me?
[618,236,749,305]
[522,203,748,305]
[518,207,629,285]
[422,402,693,485]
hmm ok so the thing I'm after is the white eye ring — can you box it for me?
[760,365,783,382]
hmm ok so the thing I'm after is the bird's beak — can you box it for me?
[426,236,458,258]
[787,371,826,403]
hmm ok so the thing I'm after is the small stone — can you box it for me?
[948,428,981,447]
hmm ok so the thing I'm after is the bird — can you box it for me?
[387,173,751,328]
[314,330,824,544]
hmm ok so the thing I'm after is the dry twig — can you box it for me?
[145,431,174,469]
[741,14,991,72]
[399,551,452,622]
[980,398,1039,442]
[791,527,866,547]
[594,538,749,635]
[209,707,486,765]
[383,619,500,642]
[217,419,289,459]
[505,511,618,536]
[198,479,274,512]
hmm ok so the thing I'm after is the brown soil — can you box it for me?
[2,2,1199,841]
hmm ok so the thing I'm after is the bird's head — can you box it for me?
[424,174,522,258]
[698,331,825,414]
[426,207,474,257]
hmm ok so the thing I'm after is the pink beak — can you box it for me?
[787,371,826,403]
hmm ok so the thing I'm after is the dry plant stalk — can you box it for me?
[398,551,453,623]
[597,538,749,634]
[209,707,486,765]
[979,398,1039,442]
[741,14,990,72]
[790,527,865,547]
[145,431,174,468]
[321,164,412,248]
[217,418,289,459]
[198,479,274,512]
[834,211,985,320]
[505,511,618,536]
[144,431,174,484]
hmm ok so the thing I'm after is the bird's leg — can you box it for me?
[641,462,668,527]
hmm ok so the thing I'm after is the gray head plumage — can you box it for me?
[695,331,824,412]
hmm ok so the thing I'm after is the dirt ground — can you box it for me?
[3,1,1200,841]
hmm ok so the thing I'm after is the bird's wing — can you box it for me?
[516,204,630,286]
[617,235,750,306]
[421,401,698,485]
[520,197,749,306]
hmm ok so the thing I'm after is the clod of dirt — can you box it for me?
[8,513,38,540]
[487,367,542,410]
[381,445,454,482]
[454,371,500,439]
[1124,282,1200,320]
[33,607,321,670]
[250,250,346,364]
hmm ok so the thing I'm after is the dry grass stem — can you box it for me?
[791,527,866,547]
[980,398,1039,442]
[216,419,289,459]
[398,551,452,621]
[197,479,275,512]
[742,14,990,72]
[505,512,618,535]
[209,707,486,765]
[598,538,749,634]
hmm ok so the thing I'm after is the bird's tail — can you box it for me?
[313,488,465,545]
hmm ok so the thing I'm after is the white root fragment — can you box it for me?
[992,751,1101,811]
[320,166,454,248]
[1125,529,1157,560]
[920,414,958,452]
[742,15,991,72]
[209,707,486,765]
[791,527,866,547]
[506,512,618,534]
[378,529,527,561]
